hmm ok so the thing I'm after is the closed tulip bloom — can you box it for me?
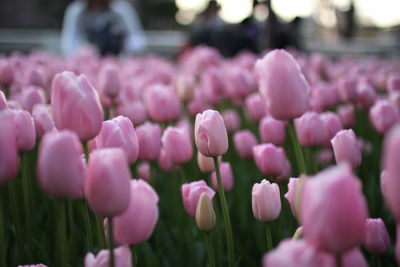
[341,248,368,267]
[32,104,55,140]
[387,75,400,92]
[12,110,36,152]
[284,177,306,219]
[117,101,148,126]
[195,192,216,232]
[255,49,310,120]
[382,124,400,221]
[262,239,332,267]
[252,179,281,222]
[0,110,19,185]
[181,180,215,217]
[233,130,258,159]
[37,130,85,199]
[211,162,234,192]
[144,84,180,123]
[369,100,399,135]
[99,64,121,98]
[137,162,151,182]
[222,109,240,133]
[84,246,131,267]
[357,79,377,110]
[157,148,173,173]
[311,84,338,112]
[94,116,139,164]
[331,129,361,169]
[337,104,356,128]
[253,144,291,180]
[19,86,46,113]
[197,152,221,173]
[301,164,368,253]
[195,109,228,157]
[161,126,193,164]
[0,91,7,110]
[86,148,131,217]
[136,122,161,161]
[114,180,159,245]
[320,112,343,146]
[337,77,357,102]
[245,93,267,122]
[51,71,104,141]
[295,112,327,147]
[259,116,286,145]
[364,218,390,254]
[0,59,14,85]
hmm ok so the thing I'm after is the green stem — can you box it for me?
[288,121,307,175]
[56,200,68,267]
[213,157,234,267]
[265,223,273,251]
[203,232,216,267]
[21,153,34,262]
[81,201,94,251]
[108,217,115,267]
[0,198,6,267]
[130,245,138,266]
[83,142,89,162]
[304,148,317,174]
[8,181,25,263]
[336,254,342,267]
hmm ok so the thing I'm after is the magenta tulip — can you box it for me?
[252,179,281,222]
[259,116,286,145]
[195,109,228,157]
[301,164,368,253]
[181,180,215,218]
[255,49,310,120]
[94,116,139,164]
[86,148,131,217]
[37,130,85,199]
[114,179,159,245]
[51,71,104,141]
[233,130,258,159]
[364,218,390,255]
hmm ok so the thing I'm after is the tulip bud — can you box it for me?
[0,110,19,185]
[294,111,327,147]
[292,226,304,240]
[117,101,148,126]
[136,122,161,161]
[195,192,216,232]
[369,100,399,135]
[137,162,151,182]
[233,130,258,159]
[12,109,36,152]
[252,179,281,222]
[182,180,215,218]
[144,84,181,123]
[197,152,221,173]
[259,116,286,146]
[331,129,361,169]
[245,93,267,122]
[337,104,355,128]
[252,144,291,181]
[364,218,390,255]
[320,112,343,147]
[195,109,228,157]
[222,109,240,133]
[32,104,55,140]
[161,126,193,164]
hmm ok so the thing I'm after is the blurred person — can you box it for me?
[61,0,147,56]
[335,0,356,40]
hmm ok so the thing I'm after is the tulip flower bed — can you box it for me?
[1,46,400,267]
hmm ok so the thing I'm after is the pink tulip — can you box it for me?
[311,84,338,112]
[341,248,368,267]
[26,67,47,88]
[176,73,195,102]
[114,179,159,245]
[37,130,85,199]
[356,79,377,110]
[181,180,215,217]
[320,112,343,146]
[19,86,46,113]
[200,67,226,105]
[136,122,161,161]
[252,179,281,222]
[225,67,254,100]
[369,99,399,135]
[0,91,7,110]
[316,149,334,166]
[387,75,400,92]
[244,93,267,122]
[389,90,400,109]
[255,49,310,120]
[195,109,228,157]
[84,246,131,267]
[86,148,131,217]
[364,218,390,254]
[137,162,151,182]
[211,162,234,192]
[99,64,121,99]
[262,239,332,267]
[161,126,193,164]
[0,59,14,85]
[301,164,368,253]
[331,129,361,169]
[337,104,355,128]
[144,84,180,123]
[382,124,400,221]
[51,71,104,141]
[32,104,54,140]
[233,130,258,159]
[117,101,147,126]
[0,110,19,185]
[197,152,220,173]
[252,144,291,181]
[294,111,327,147]
[94,116,139,164]
[284,177,305,219]
[259,116,286,145]
[337,77,357,102]
[12,110,36,152]
[157,148,173,173]
[222,109,240,133]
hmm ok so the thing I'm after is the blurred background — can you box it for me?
[0,0,400,57]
